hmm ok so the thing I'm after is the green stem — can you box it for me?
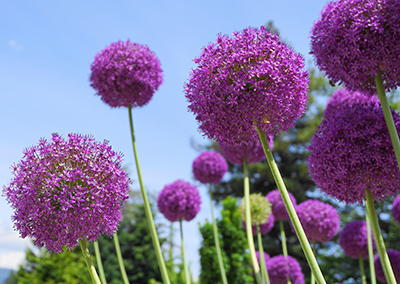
[359,256,366,284]
[366,208,376,284]
[365,189,396,284]
[179,218,191,284]
[209,184,228,284]
[257,224,270,284]
[256,127,326,284]
[79,239,102,284]
[375,72,400,171]
[113,232,129,284]
[243,157,263,284]
[311,239,316,284]
[169,221,174,265]
[279,220,288,257]
[128,106,170,284]
[94,241,107,284]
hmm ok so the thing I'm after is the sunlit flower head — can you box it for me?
[239,193,272,226]
[192,151,228,184]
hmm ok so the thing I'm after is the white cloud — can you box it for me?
[0,251,25,270]
[8,40,23,50]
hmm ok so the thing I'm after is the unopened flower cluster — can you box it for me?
[239,193,272,226]
[3,133,130,253]
[339,220,375,259]
[192,151,228,184]
[267,255,305,284]
[266,189,297,220]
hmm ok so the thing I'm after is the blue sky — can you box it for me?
[0,0,329,278]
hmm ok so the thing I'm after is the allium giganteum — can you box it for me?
[192,151,228,184]
[267,255,305,284]
[185,26,309,146]
[266,189,297,220]
[339,220,375,259]
[3,133,130,253]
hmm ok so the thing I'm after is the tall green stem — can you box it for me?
[366,208,376,284]
[179,219,191,284]
[113,232,130,284]
[375,72,400,171]
[279,220,288,257]
[365,189,396,284]
[310,239,316,284]
[244,157,263,284]
[94,241,107,284]
[256,127,326,284]
[209,184,228,284]
[79,239,102,284]
[128,106,170,284]
[169,222,174,265]
[359,256,366,284]
[257,224,270,284]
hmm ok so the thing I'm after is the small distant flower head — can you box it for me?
[310,0,400,95]
[266,189,297,220]
[239,193,272,226]
[3,133,130,253]
[218,135,274,165]
[296,200,340,242]
[90,40,163,108]
[157,180,201,222]
[266,255,305,284]
[374,249,400,282]
[339,221,375,259]
[392,195,400,224]
[308,100,400,204]
[185,26,309,146]
[242,212,275,235]
[192,151,228,184]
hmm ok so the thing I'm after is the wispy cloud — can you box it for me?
[0,251,25,270]
[8,40,23,50]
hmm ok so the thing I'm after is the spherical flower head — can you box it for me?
[218,135,274,165]
[339,220,376,259]
[296,200,340,242]
[266,255,305,284]
[310,0,400,95]
[392,195,400,224]
[374,249,400,282]
[185,26,309,146]
[256,251,270,266]
[192,151,228,184]
[266,189,297,220]
[90,40,163,108]
[324,88,380,120]
[3,133,130,253]
[308,100,400,204]
[239,193,272,226]
[157,180,201,222]
[242,212,275,235]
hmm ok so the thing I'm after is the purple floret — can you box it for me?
[296,200,340,242]
[3,133,130,253]
[393,195,400,224]
[374,249,400,282]
[266,255,305,284]
[256,251,270,268]
[266,189,297,220]
[308,100,400,204]
[219,135,274,165]
[157,180,201,222]
[185,26,309,146]
[310,0,400,95]
[90,40,163,108]
[242,212,275,235]
[192,151,228,184]
[339,221,375,259]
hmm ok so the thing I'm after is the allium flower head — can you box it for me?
[239,193,272,226]
[308,100,400,203]
[256,251,270,265]
[185,26,309,146]
[374,249,400,282]
[3,133,130,253]
[192,151,228,184]
[242,212,275,235]
[296,200,340,242]
[392,195,400,224]
[218,135,274,165]
[310,0,400,95]
[266,189,297,220]
[90,40,163,108]
[266,255,305,284]
[339,220,375,259]
[157,180,201,222]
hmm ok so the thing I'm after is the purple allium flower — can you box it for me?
[157,180,201,222]
[3,133,130,253]
[218,135,274,165]
[256,251,270,265]
[266,189,297,220]
[266,255,305,284]
[296,200,340,242]
[90,40,163,108]
[185,26,309,146]
[308,100,400,204]
[310,0,400,95]
[339,221,375,259]
[393,195,400,224]
[242,212,275,235]
[192,151,228,184]
[374,249,400,282]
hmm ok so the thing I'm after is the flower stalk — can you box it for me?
[80,239,102,284]
[113,232,130,284]
[366,209,376,284]
[257,225,270,284]
[180,218,191,284]
[94,241,107,284]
